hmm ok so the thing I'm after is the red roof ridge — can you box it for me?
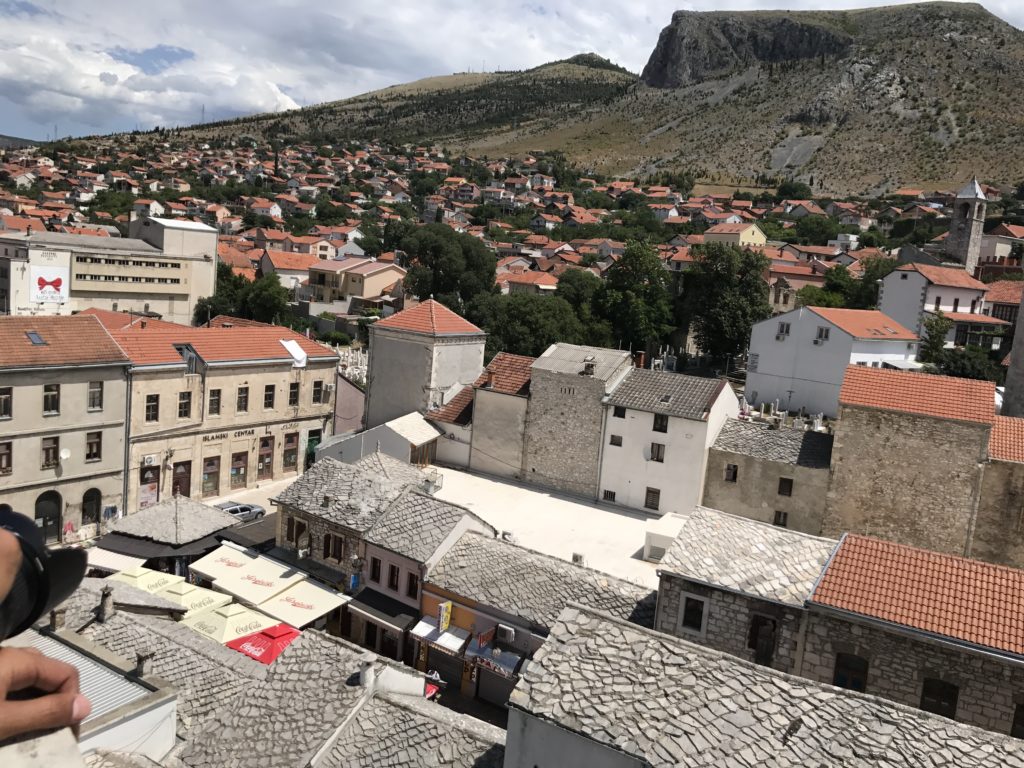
[839,365,995,424]
[373,299,483,336]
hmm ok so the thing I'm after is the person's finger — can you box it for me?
[0,529,21,600]
[0,648,80,697]
[0,692,90,741]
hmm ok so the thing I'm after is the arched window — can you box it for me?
[82,488,102,527]
[34,491,62,544]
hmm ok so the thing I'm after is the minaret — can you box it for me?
[1003,294,1024,417]
[945,176,986,275]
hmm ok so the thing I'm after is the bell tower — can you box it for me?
[945,176,986,275]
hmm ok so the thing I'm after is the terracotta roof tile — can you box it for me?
[473,352,535,395]
[896,263,987,290]
[990,416,1024,463]
[263,250,322,271]
[0,315,129,369]
[111,326,337,367]
[982,280,1024,306]
[839,365,995,424]
[425,385,474,426]
[940,312,1009,325]
[373,299,483,336]
[807,307,918,341]
[812,534,1024,657]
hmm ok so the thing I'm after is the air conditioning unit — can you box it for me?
[143,455,157,466]
[813,338,824,345]
[297,547,310,559]
[495,624,515,644]
[775,334,787,341]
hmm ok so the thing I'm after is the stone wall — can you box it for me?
[522,368,608,498]
[822,405,989,554]
[702,449,830,534]
[800,611,1024,736]
[655,574,802,674]
[276,505,360,591]
[971,459,1024,568]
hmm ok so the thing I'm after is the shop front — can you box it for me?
[466,635,524,706]
[410,613,471,691]
[343,588,417,663]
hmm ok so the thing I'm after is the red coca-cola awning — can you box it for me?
[225,622,301,665]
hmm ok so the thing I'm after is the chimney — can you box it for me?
[322,494,332,508]
[49,607,66,631]
[140,320,147,329]
[571,552,585,566]
[98,585,115,622]
[358,653,376,690]
[634,351,646,369]
[486,369,496,388]
[134,649,155,677]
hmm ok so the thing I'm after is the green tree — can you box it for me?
[777,179,813,200]
[466,293,583,358]
[795,285,845,308]
[240,273,290,324]
[598,240,673,352]
[795,215,841,245]
[919,311,953,364]
[554,268,613,347]
[192,262,247,325]
[683,241,772,359]
[402,224,496,311]
[383,218,417,251]
[931,346,1003,382]
[846,256,898,308]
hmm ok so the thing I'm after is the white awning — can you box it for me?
[188,543,259,583]
[108,566,184,594]
[189,544,305,605]
[411,616,440,642]
[181,603,279,644]
[86,548,146,573]
[410,615,469,653]
[257,579,349,628]
[155,581,233,617]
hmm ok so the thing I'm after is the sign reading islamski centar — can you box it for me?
[29,251,70,303]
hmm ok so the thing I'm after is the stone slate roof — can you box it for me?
[366,489,491,563]
[113,496,239,544]
[509,604,1024,767]
[60,577,181,628]
[607,368,728,421]
[660,507,837,607]
[275,452,426,532]
[321,694,505,768]
[427,531,656,632]
[532,342,630,381]
[711,418,833,468]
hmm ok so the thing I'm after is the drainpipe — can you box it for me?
[121,366,132,516]
[963,458,986,559]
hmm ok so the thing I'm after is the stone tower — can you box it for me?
[945,176,986,275]
[1004,296,1024,417]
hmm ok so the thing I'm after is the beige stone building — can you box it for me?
[0,217,217,325]
[0,315,129,543]
[308,257,407,306]
[703,222,767,248]
[111,323,338,513]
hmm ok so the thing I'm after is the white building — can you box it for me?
[745,306,919,417]
[599,369,738,516]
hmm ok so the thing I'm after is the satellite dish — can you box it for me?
[59,448,71,461]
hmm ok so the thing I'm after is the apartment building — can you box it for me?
[111,323,338,512]
[0,217,217,325]
[0,315,130,543]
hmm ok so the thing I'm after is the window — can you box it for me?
[609,434,623,447]
[387,564,400,591]
[289,381,299,407]
[332,535,343,561]
[773,510,788,527]
[264,384,275,409]
[952,298,959,313]
[87,381,103,411]
[283,432,299,470]
[178,391,192,419]
[613,405,626,419]
[832,653,868,692]
[85,432,101,462]
[323,533,333,560]
[0,441,11,474]
[43,383,60,415]
[145,394,159,422]
[312,380,324,404]
[777,321,791,336]
[644,487,661,511]
[650,442,665,462]
[920,678,959,719]
[407,573,419,599]
[747,615,777,650]
[816,326,830,341]
[900,272,908,280]
[286,517,295,542]
[42,436,59,469]
[602,490,616,502]
[209,388,221,416]
[1011,704,1024,739]
[778,478,793,497]
[725,463,738,482]
[370,557,381,583]
[679,594,706,635]
[934,296,942,311]
[653,413,668,433]
[0,387,10,419]
[237,386,249,413]
[747,615,778,665]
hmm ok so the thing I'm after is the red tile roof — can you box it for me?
[990,416,1024,463]
[983,280,1024,306]
[425,385,474,425]
[896,263,987,290]
[812,533,1024,657]
[77,307,180,331]
[263,250,322,271]
[839,365,995,424]
[111,326,336,367]
[807,308,917,341]
[0,315,129,369]
[940,312,1009,325]
[373,299,483,336]
[473,352,535,395]
[705,223,754,234]
[506,271,558,287]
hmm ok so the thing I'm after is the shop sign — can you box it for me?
[437,600,452,632]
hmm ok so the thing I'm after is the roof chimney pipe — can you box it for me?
[98,585,115,623]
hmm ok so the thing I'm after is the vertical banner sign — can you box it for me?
[139,466,160,509]
[437,600,452,633]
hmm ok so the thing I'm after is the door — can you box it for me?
[364,621,378,650]
[231,451,248,489]
[34,491,62,544]
[202,456,221,497]
[81,488,102,527]
[172,461,192,497]
[477,667,518,706]
[258,437,274,480]
[427,647,465,690]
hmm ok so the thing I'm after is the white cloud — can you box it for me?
[0,0,1020,139]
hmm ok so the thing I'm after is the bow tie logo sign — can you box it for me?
[37,276,62,291]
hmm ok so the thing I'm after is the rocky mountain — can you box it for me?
[0,134,35,149]
[172,3,1024,195]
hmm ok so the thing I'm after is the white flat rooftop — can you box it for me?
[431,467,676,588]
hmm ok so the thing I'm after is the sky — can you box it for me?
[0,0,1021,140]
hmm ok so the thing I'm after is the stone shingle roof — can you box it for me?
[510,604,1024,767]
[321,694,505,768]
[366,490,490,563]
[607,368,728,421]
[710,418,833,468]
[659,507,836,607]
[60,577,181,627]
[427,531,656,632]
[113,496,239,544]
[532,343,630,381]
[275,453,426,532]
